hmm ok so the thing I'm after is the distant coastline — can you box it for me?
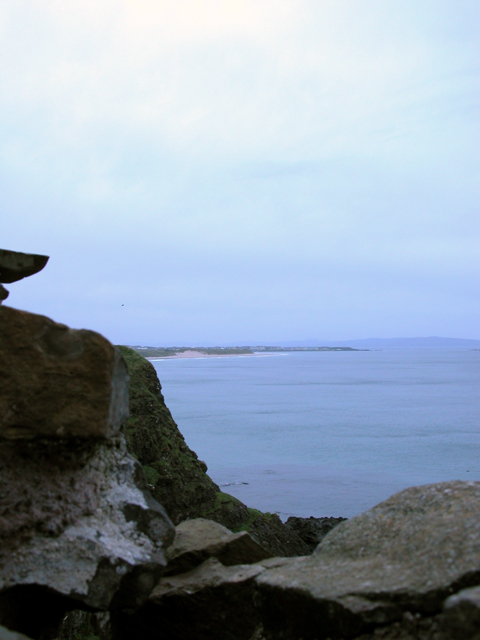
[147,349,261,360]
[131,345,366,360]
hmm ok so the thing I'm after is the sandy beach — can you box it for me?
[147,350,261,360]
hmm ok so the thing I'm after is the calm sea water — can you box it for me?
[151,350,480,519]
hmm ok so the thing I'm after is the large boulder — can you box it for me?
[0,306,129,440]
[0,309,174,640]
[165,518,272,576]
[256,481,480,639]
[0,438,175,640]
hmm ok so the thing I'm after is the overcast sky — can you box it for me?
[2,1,479,345]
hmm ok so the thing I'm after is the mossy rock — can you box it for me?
[117,347,311,556]
[117,346,219,525]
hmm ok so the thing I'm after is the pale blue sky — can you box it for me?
[2,1,479,345]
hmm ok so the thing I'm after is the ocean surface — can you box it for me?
[151,350,480,519]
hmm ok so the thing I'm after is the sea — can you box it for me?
[151,349,480,520]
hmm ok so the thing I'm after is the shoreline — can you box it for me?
[147,349,271,361]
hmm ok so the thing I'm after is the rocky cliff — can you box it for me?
[117,346,310,558]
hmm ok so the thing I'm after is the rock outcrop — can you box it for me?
[0,306,129,440]
[256,481,480,639]
[110,480,480,640]
[0,249,49,283]
[0,308,174,640]
[164,518,272,576]
[117,346,218,524]
[0,249,49,304]
[113,558,265,640]
[285,516,347,552]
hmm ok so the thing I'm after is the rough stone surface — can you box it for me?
[0,436,175,638]
[256,482,480,640]
[350,612,444,639]
[442,585,480,639]
[285,516,347,552]
[0,249,49,284]
[111,558,265,640]
[165,518,272,575]
[57,610,112,640]
[0,306,129,440]
[118,346,219,524]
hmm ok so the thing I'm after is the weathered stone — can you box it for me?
[0,249,49,283]
[118,346,220,523]
[0,436,175,638]
[442,586,480,639]
[350,611,444,639]
[0,306,129,439]
[285,516,347,552]
[165,518,272,575]
[111,557,265,640]
[256,482,480,640]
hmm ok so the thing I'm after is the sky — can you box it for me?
[1,1,479,345]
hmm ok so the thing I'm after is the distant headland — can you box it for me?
[130,345,366,359]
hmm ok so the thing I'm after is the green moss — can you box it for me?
[116,346,219,525]
[115,346,310,557]
[142,465,160,486]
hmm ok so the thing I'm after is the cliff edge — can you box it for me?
[117,347,309,557]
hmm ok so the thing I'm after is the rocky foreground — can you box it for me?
[1,249,480,640]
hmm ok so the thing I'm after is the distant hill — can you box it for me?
[275,337,480,349]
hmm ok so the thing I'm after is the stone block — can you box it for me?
[112,558,264,640]
[0,306,129,439]
[165,518,272,575]
[0,249,49,284]
[256,481,480,639]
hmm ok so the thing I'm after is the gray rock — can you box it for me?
[285,516,347,552]
[443,586,480,639]
[256,481,480,640]
[165,518,272,575]
[0,306,129,440]
[111,557,265,640]
[349,611,445,639]
[0,437,174,603]
[0,285,8,304]
[0,437,174,638]
[0,249,49,283]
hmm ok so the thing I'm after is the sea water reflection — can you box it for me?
[152,349,480,518]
